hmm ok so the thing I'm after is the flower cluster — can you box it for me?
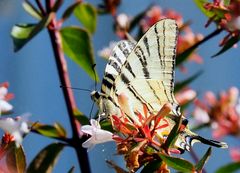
[0,114,30,147]
[204,0,240,46]
[230,147,240,162]
[193,87,240,139]
[0,82,14,115]
[0,82,30,147]
[82,93,187,172]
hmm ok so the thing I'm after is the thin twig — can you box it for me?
[46,1,91,172]
[177,28,223,65]
[35,0,46,15]
[190,149,207,173]
[189,28,223,51]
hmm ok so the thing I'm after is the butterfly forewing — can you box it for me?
[111,19,179,115]
[101,40,135,96]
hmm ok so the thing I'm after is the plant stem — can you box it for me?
[189,149,207,173]
[188,28,223,51]
[36,0,46,15]
[46,1,91,172]
[176,28,223,65]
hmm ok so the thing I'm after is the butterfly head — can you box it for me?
[90,90,101,104]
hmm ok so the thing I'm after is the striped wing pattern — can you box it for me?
[101,40,135,96]
[110,19,180,115]
[95,40,136,116]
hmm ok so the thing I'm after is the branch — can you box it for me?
[46,1,91,172]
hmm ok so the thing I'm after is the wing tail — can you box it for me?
[192,135,228,148]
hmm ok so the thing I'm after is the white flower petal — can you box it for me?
[90,119,100,129]
[0,117,16,132]
[81,125,94,135]
[0,100,13,113]
[0,114,30,146]
[0,87,7,99]
[81,119,114,150]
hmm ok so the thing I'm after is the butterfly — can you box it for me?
[91,19,227,152]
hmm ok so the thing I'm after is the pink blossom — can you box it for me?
[230,147,240,162]
[140,6,203,71]
[176,88,197,105]
[204,0,240,46]
[193,87,240,139]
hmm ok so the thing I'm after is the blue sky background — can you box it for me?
[1,0,240,172]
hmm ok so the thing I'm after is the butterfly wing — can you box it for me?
[101,40,135,96]
[94,40,135,117]
[111,19,180,115]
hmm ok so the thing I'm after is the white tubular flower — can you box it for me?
[0,114,30,146]
[81,119,113,151]
[116,13,130,29]
[0,85,13,114]
[0,100,13,114]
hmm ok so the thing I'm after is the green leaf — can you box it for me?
[11,13,54,52]
[60,26,99,81]
[159,154,195,173]
[27,143,65,173]
[193,0,216,18]
[52,0,63,12]
[176,46,196,66]
[5,142,26,173]
[129,5,151,31]
[32,123,67,138]
[194,0,227,20]
[216,162,240,173]
[74,109,90,125]
[162,115,182,150]
[175,70,203,92]
[224,0,231,6]
[74,3,97,34]
[141,160,162,173]
[100,120,113,132]
[67,166,75,173]
[61,1,82,21]
[54,123,67,137]
[22,1,42,19]
[212,36,240,57]
[195,147,212,171]
[106,160,129,173]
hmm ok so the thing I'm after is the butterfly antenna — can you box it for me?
[89,63,97,119]
[60,86,91,92]
[92,64,97,91]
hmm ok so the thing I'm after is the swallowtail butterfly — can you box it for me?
[91,19,227,152]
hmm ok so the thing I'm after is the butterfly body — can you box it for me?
[92,19,227,152]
